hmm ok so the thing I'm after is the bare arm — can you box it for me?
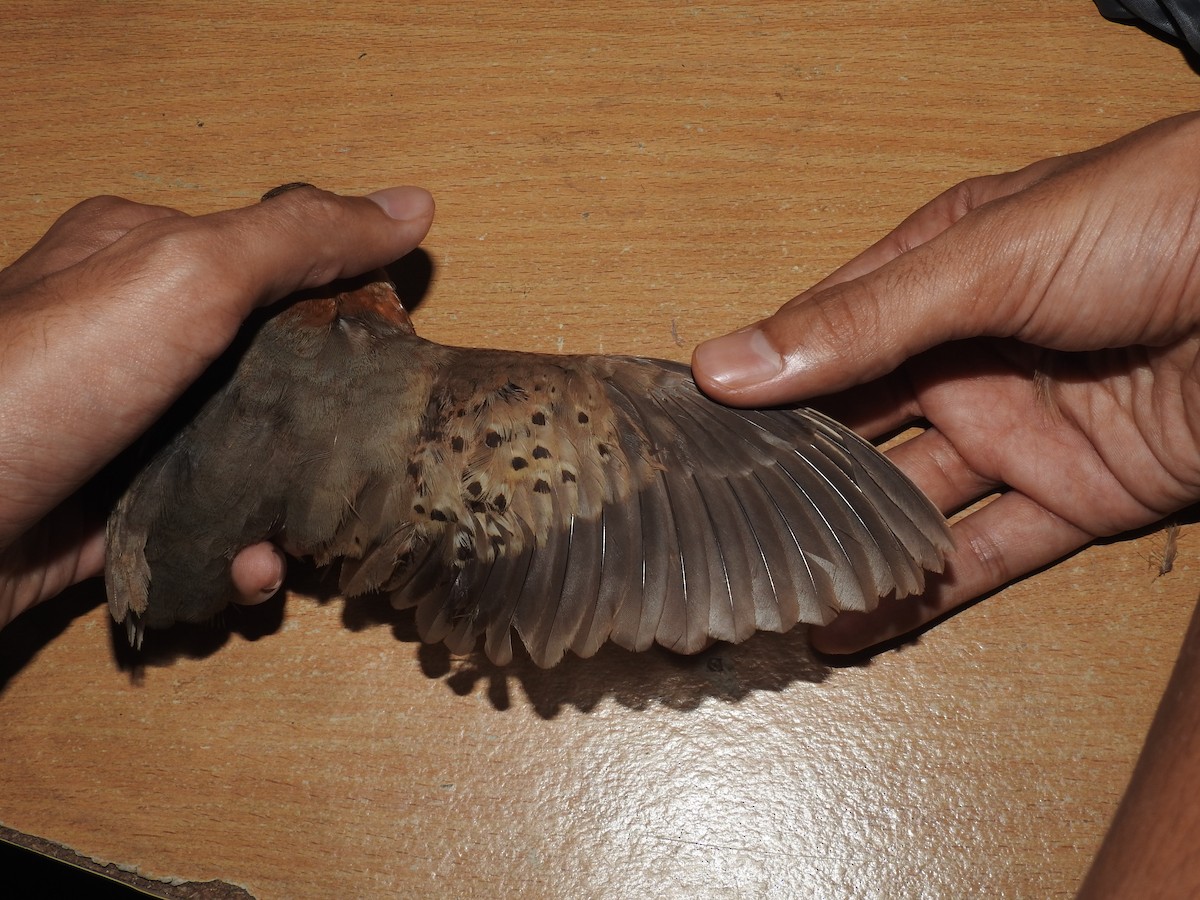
[1078,595,1200,899]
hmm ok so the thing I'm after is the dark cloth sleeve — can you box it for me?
[1094,1,1200,54]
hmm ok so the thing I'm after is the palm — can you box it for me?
[908,336,1199,540]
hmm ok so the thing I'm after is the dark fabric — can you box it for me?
[1094,0,1200,54]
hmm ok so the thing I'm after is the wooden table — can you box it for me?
[2,3,1197,897]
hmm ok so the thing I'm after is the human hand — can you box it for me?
[0,185,435,628]
[692,111,1200,654]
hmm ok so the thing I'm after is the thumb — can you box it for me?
[692,229,998,407]
[690,155,1075,408]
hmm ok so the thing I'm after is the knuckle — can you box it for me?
[56,195,144,246]
[813,282,884,356]
[125,219,226,292]
[63,194,139,223]
[961,516,1014,587]
[36,196,192,273]
[903,176,996,248]
[254,187,353,287]
[943,176,989,219]
[945,173,1011,219]
[806,283,892,372]
[61,195,183,238]
[262,183,343,226]
[918,431,972,501]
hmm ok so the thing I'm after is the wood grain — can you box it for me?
[1,2,1197,897]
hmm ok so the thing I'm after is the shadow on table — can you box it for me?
[0,557,831,715]
[338,583,831,719]
[0,577,289,695]
[0,582,105,694]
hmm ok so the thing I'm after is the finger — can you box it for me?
[229,543,286,606]
[692,234,999,407]
[189,184,436,313]
[0,196,184,294]
[809,490,1092,655]
[882,425,999,516]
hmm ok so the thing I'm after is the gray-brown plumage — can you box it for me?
[106,253,951,666]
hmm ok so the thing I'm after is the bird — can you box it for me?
[105,189,952,668]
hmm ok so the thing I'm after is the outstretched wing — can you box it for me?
[333,347,951,667]
[105,301,950,667]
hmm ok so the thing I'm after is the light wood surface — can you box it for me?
[2,3,1198,897]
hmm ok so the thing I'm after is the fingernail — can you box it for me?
[366,186,434,221]
[693,327,782,389]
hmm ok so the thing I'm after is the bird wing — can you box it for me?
[335,348,951,668]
